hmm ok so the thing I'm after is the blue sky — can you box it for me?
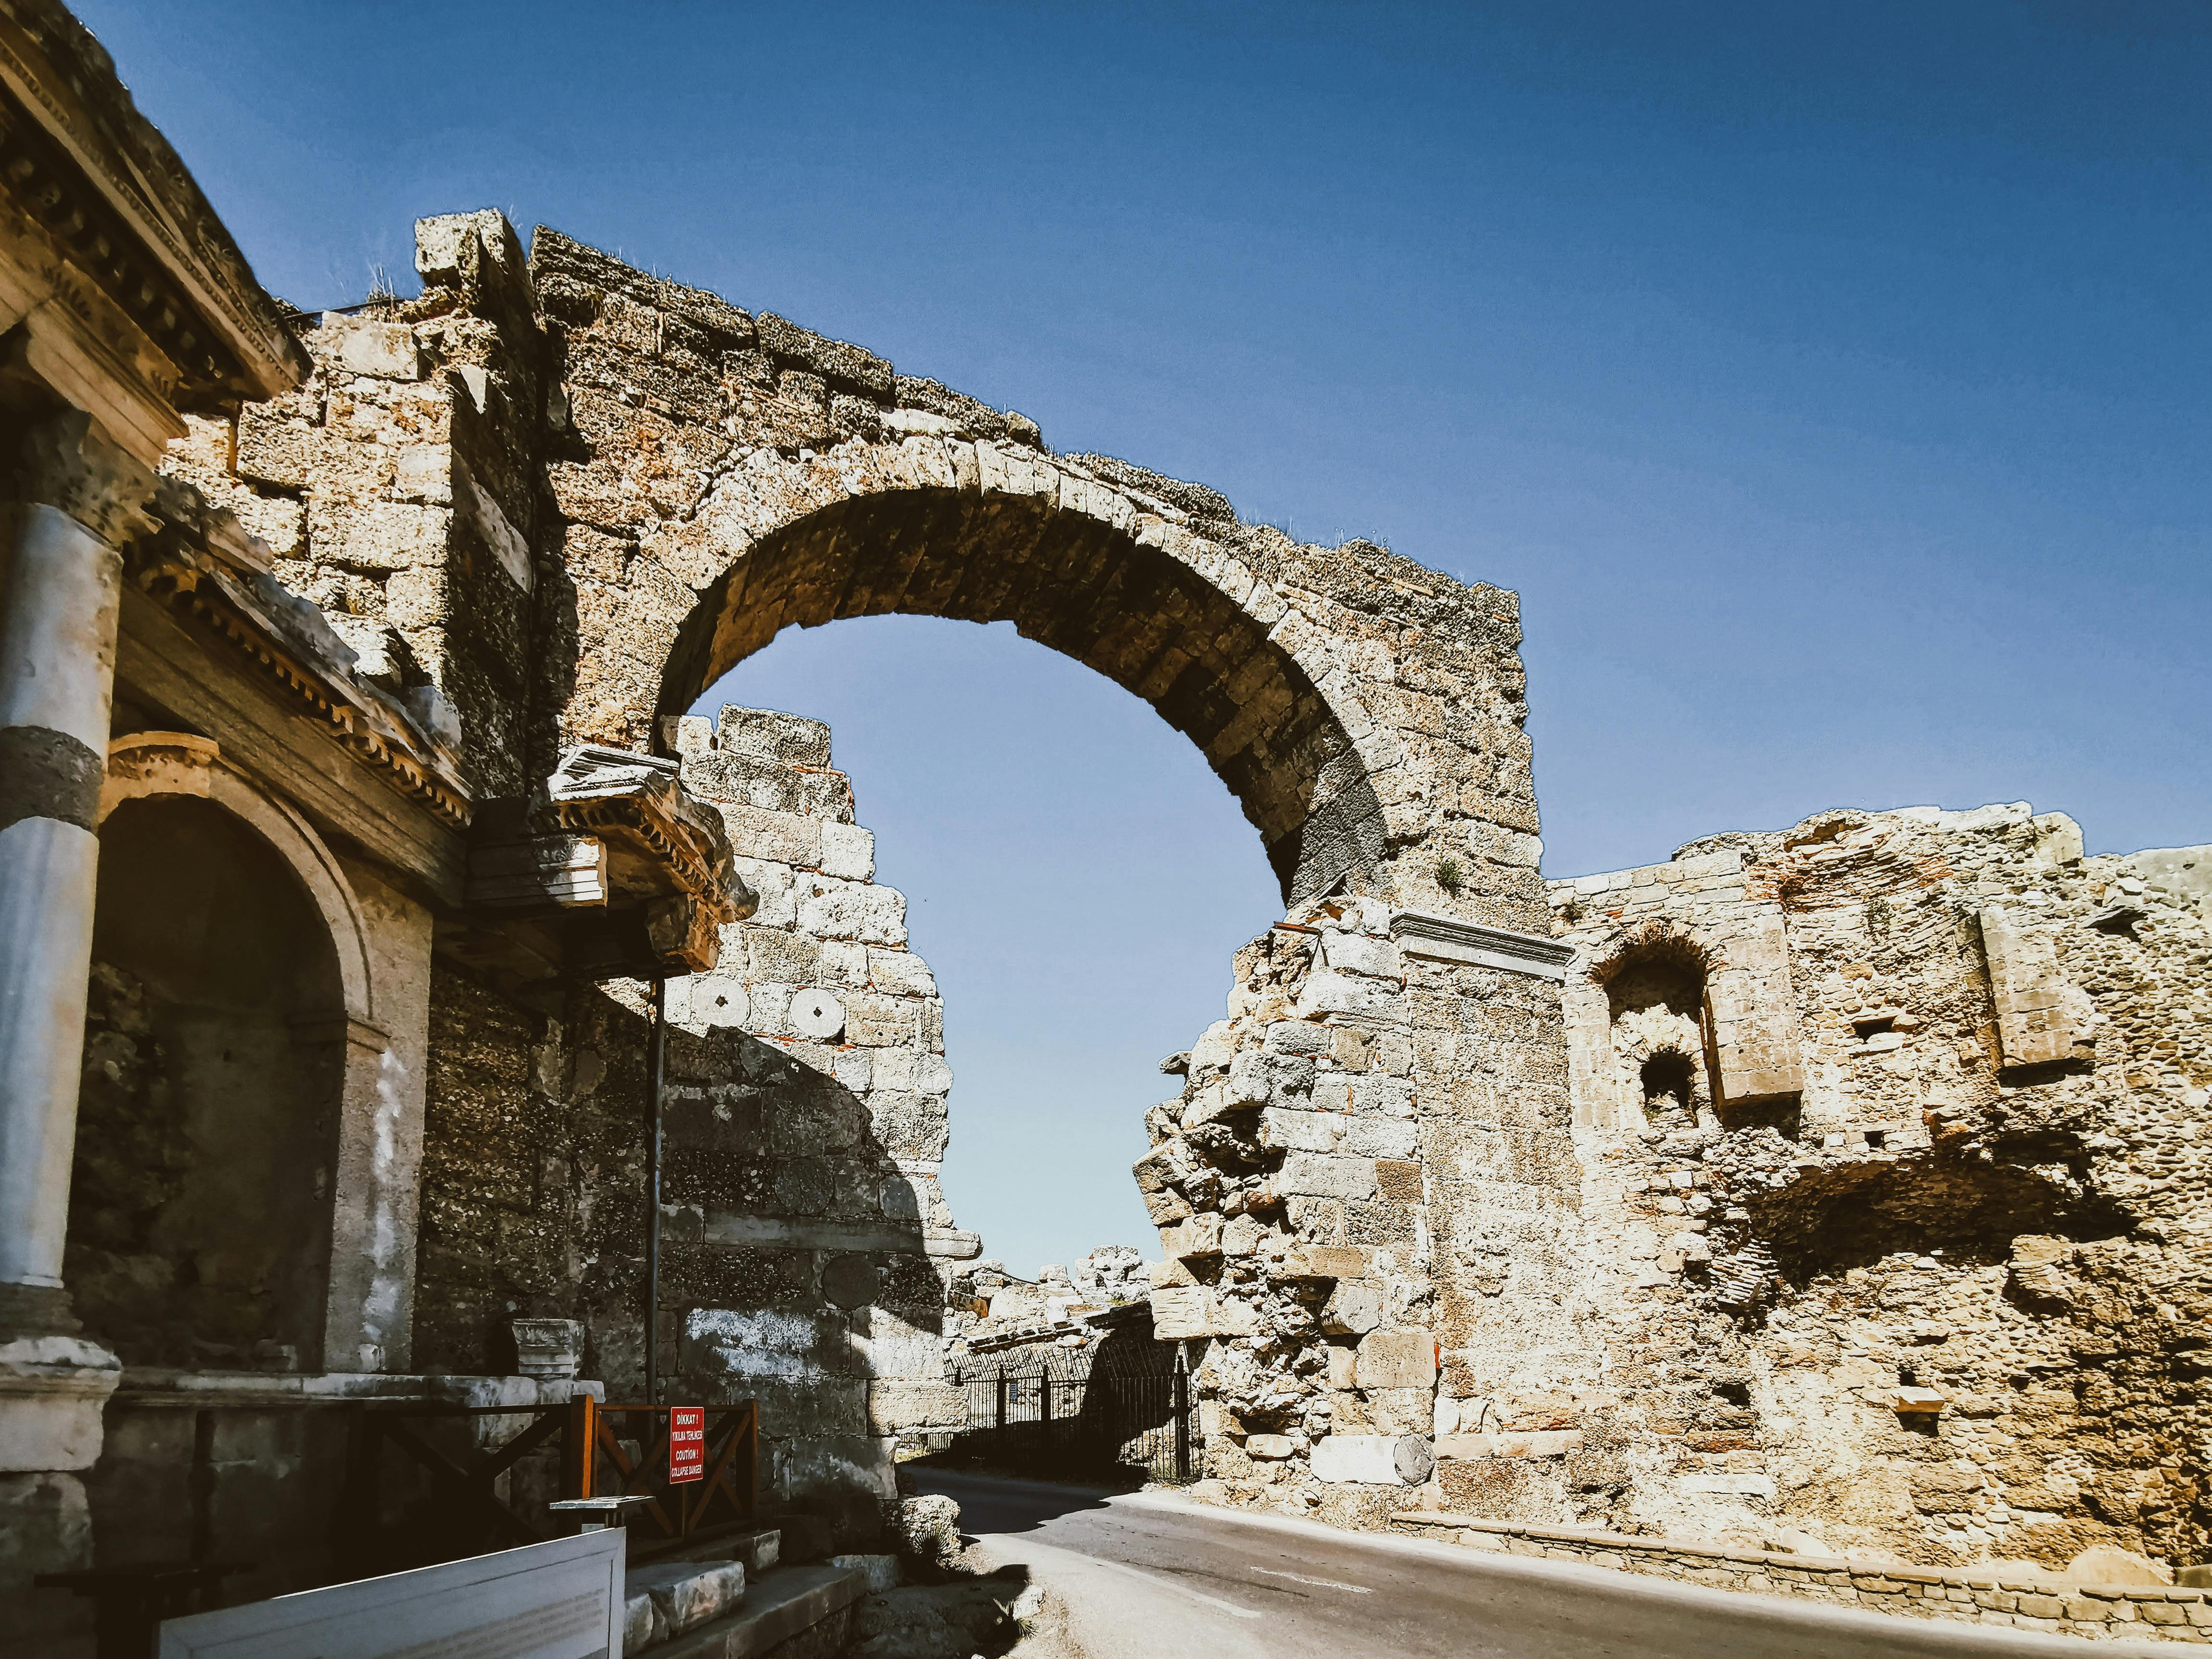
[86,1,2210,1275]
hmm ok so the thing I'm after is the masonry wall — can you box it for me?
[1534,806,2211,1573]
[656,704,975,1545]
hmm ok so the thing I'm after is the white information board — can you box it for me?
[158,1530,626,1659]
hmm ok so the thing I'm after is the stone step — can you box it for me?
[636,1525,783,1577]
[647,1564,869,1659]
[623,1527,782,1652]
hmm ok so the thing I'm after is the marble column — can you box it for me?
[0,410,151,1522]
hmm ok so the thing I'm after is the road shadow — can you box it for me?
[905,1465,1121,1540]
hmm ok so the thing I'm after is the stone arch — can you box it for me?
[92,735,411,1370]
[561,442,1404,906]
[101,734,373,1024]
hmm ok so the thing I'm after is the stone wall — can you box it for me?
[1142,899,1577,1530]
[656,703,976,1538]
[1393,1510,2212,1642]
[1529,806,2211,1572]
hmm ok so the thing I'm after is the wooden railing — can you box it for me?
[570,1398,759,1542]
[337,1395,756,1573]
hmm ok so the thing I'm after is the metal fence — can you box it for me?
[954,1339,1197,1483]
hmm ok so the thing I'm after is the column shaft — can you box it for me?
[0,503,121,1292]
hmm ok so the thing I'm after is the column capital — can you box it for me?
[5,409,158,548]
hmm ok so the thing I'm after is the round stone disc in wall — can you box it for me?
[790,988,846,1040]
[689,975,749,1030]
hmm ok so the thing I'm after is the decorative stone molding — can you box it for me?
[98,729,218,819]
[1388,909,1575,980]
[510,1318,583,1380]
[0,1,307,406]
[127,540,470,827]
[546,745,753,946]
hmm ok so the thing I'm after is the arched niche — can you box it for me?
[71,735,410,1372]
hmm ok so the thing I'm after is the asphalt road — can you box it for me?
[914,1468,2172,1659]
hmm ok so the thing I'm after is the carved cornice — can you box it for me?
[0,2,306,405]
[545,745,751,938]
[1389,909,1576,981]
[127,539,471,829]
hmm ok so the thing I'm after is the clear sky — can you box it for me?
[83,1,2209,1276]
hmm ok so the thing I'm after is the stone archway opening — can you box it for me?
[646,484,1376,907]
[69,794,349,1371]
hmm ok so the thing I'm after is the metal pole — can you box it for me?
[1173,1362,1191,1481]
[644,978,666,1406]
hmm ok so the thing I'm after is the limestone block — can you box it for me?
[1325,1347,1358,1389]
[1149,1286,1215,1339]
[1356,1329,1437,1391]
[822,822,876,880]
[1189,1022,1235,1072]
[1245,1434,1296,1460]
[720,804,824,869]
[1981,905,2081,1067]
[1277,1153,1378,1201]
[866,950,937,998]
[1260,1108,1340,1152]
[329,316,423,380]
[746,927,820,985]
[1322,930,1402,980]
[1295,968,1393,1017]
[1164,1213,1222,1259]
[1263,1021,1333,1057]
[1309,1433,1430,1485]
[1285,1245,1367,1281]
[1344,1118,1418,1159]
[632,1560,746,1637]
[1351,1075,1415,1117]
[1678,1472,1777,1498]
[852,1310,943,1380]
[0,1338,121,1471]
[621,1590,663,1655]
[1148,1256,1197,1289]
[731,857,798,927]
[799,877,907,946]
[236,403,313,489]
[718,706,834,767]
[1131,1139,1195,1194]
[1221,1214,1261,1256]
[1706,912,1805,1104]
[1436,1430,1581,1459]
[1213,1296,1260,1336]
[816,938,870,985]
[1321,1279,1383,1336]
[867,1380,965,1433]
[1179,1082,1235,1128]
[1143,1187,1193,1225]
[310,499,450,572]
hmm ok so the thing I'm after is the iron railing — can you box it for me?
[955,1342,1195,1483]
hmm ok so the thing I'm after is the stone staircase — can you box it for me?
[622,1525,870,1659]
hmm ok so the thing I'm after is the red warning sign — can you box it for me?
[669,1407,705,1483]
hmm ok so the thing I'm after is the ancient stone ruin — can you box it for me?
[1,3,2207,1644]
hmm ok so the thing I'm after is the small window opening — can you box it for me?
[1852,1014,1896,1039]
[1640,1051,1696,1115]
[1864,1129,1888,1149]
